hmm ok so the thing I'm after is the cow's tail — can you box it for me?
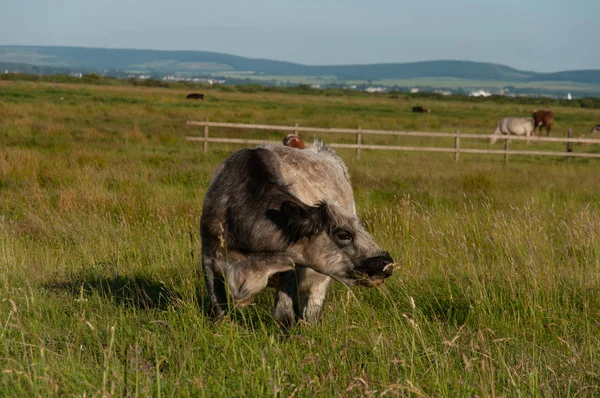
[310,136,337,156]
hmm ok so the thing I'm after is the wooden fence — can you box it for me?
[185,120,600,163]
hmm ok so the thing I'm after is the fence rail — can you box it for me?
[185,120,600,162]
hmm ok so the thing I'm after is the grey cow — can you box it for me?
[490,117,535,144]
[200,139,394,331]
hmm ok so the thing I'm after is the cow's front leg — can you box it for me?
[224,252,297,309]
[201,255,230,319]
[295,268,332,323]
[271,271,299,332]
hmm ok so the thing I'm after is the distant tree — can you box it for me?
[142,79,169,88]
[82,73,102,84]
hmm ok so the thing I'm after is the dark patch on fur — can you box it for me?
[266,201,329,244]
[202,148,326,252]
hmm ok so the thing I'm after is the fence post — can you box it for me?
[454,130,460,163]
[504,137,509,164]
[356,126,362,160]
[566,128,573,156]
[203,119,209,154]
[294,122,299,136]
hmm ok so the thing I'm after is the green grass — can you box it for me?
[1,80,600,396]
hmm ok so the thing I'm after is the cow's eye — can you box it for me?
[335,230,354,244]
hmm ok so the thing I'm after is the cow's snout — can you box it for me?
[355,252,395,285]
[374,252,394,276]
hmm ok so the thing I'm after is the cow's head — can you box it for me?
[271,199,395,286]
[283,134,305,149]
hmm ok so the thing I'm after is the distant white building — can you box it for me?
[410,88,420,93]
[434,89,452,96]
[567,92,572,100]
[365,87,387,93]
[470,89,492,97]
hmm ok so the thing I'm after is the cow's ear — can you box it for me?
[281,200,325,240]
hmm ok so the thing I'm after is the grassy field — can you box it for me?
[1,80,600,396]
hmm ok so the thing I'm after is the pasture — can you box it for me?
[1,80,600,396]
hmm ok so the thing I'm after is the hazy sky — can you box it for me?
[2,0,598,72]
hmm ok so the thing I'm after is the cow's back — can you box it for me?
[499,117,534,135]
[262,142,355,214]
[533,110,553,124]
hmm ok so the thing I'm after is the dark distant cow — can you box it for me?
[490,117,535,144]
[283,134,305,149]
[186,93,204,100]
[412,106,431,113]
[532,110,554,136]
[200,139,395,331]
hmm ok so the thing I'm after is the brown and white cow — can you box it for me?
[200,139,394,330]
[283,134,305,149]
[532,110,554,136]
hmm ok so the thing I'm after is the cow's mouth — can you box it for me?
[354,253,395,286]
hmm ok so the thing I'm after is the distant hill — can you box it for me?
[1,45,599,84]
[306,61,534,81]
[527,70,600,84]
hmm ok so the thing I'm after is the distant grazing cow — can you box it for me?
[532,110,554,136]
[186,93,204,100]
[412,106,431,113]
[283,134,305,149]
[200,139,394,331]
[580,125,600,146]
[490,117,535,144]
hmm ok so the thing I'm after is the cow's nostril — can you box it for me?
[379,252,395,277]
[380,252,394,265]
[382,263,394,276]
